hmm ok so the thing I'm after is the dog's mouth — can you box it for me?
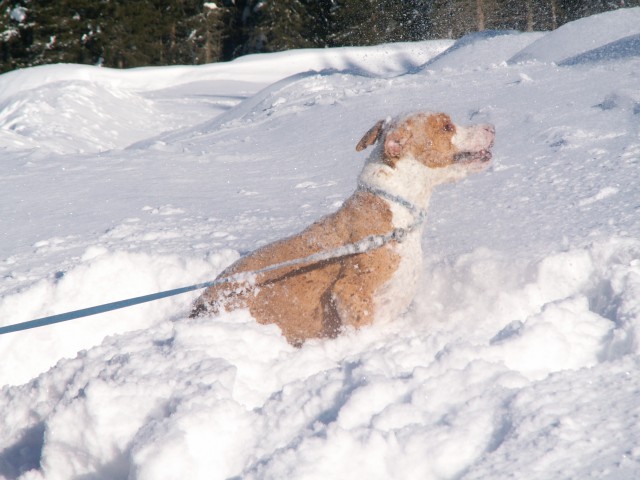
[454,149,492,164]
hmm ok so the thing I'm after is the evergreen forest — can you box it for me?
[1,0,638,73]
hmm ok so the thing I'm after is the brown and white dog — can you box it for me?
[191,112,495,346]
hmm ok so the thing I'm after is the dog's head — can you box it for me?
[356,112,495,176]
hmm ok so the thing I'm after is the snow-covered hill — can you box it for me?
[1,8,640,480]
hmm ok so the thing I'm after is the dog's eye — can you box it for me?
[443,123,455,133]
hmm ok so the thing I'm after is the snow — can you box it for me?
[509,7,640,64]
[9,7,27,24]
[1,8,640,480]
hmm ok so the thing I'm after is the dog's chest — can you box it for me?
[372,205,424,322]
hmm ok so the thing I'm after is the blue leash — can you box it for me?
[0,281,216,335]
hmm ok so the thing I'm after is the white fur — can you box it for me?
[374,228,423,323]
[452,124,495,153]
[359,115,495,325]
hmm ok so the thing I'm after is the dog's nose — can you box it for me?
[483,124,496,145]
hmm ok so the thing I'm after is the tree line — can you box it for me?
[1,0,637,73]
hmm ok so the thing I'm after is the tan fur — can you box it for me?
[384,113,459,168]
[356,120,385,152]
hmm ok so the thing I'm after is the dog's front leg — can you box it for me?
[324,272,375,334]
[323,247,399,335]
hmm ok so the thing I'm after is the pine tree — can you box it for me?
[232,0,316,55]
[300,0,333,47]
[1,2,31,72]
[154,1,232,65]
[430,0,480,38]
[328,0,432,46]
[182,3,231,64]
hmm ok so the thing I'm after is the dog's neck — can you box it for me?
[357,182,424,217]
[359,153,431,210]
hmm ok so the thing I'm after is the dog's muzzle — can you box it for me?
[454,149,492,164]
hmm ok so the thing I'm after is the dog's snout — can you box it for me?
[482,124,496,147]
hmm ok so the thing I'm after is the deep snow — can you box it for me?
[1,8,640,480]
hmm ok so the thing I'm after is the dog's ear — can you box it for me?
[356,120,385,152]
[384,125,412,159]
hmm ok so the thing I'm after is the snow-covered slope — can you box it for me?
[1,9,640,480]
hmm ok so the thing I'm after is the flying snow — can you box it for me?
[1,8,640,480]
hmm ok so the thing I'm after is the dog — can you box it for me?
[191,111,495,346]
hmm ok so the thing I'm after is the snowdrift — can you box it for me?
[1,8,640,480]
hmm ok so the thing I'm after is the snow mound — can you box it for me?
[0,247,235,386]
[0,80,162,153]
[1,240,639,479]
[560,33,640,66]
[0,41,451,155]
[425,30,543,70]
[509,7,640,64]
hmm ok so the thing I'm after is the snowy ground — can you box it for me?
[1,8,640,480]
